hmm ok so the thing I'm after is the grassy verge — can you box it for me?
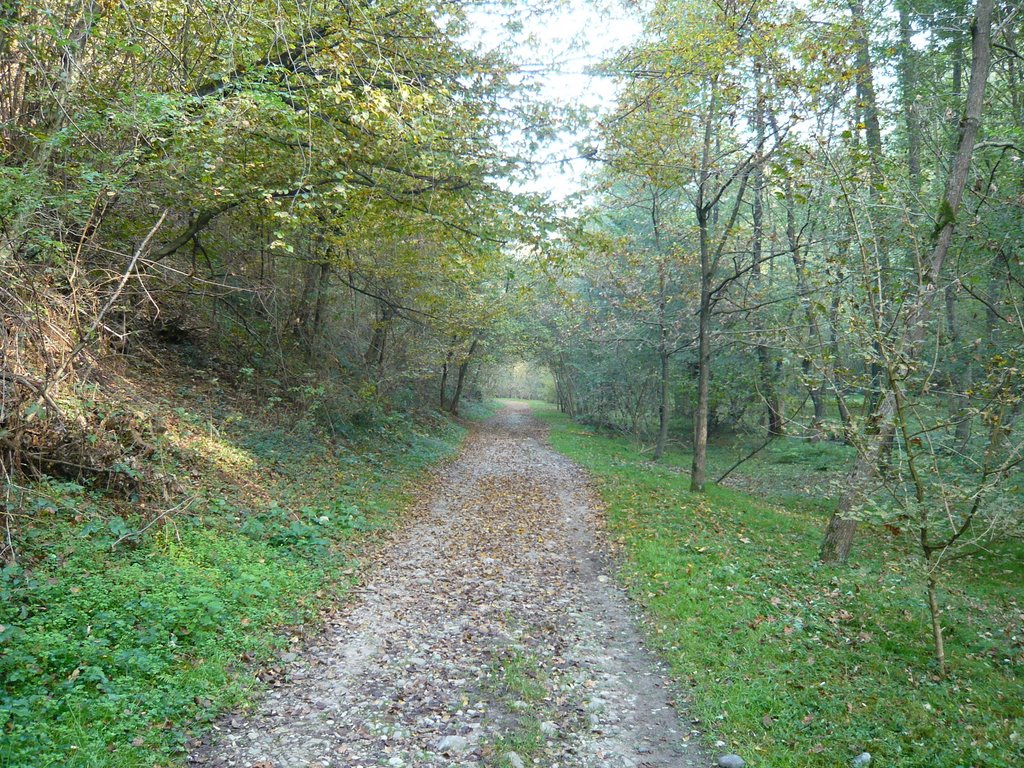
[1,395,464,768]
[531,401,1023,768]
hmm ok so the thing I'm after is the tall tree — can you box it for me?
[819,0,996,564]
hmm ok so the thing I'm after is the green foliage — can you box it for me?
[0,407,464,767]
[0,528,308,766]
[535,402,1024,768]
[931,198,957,243]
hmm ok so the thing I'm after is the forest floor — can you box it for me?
[189,401,712,768]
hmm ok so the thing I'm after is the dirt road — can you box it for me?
[189,402,711,768]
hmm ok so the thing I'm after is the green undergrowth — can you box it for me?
[486,647,549,767]
[532,402,1024,768]
[1,399,465,768]
[459,398,503,423]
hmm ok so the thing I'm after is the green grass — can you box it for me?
[487,647,549,768]
[459,398,503,423]
[491,720,543,768]
[531,401,1024,768]
[492,648,547,704]
[0,406,465,768]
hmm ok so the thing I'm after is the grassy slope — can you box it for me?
[1,377,470,767]
[531,402,1023,768]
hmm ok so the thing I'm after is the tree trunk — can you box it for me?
[810,379,827,440]
[690,80,718,493]
[691,234,711,492]
[653,188,670,460]
[440,347,454,410]
[655,350,670,459]
[897,2,922,191]
[927,573,947,677]
[848,0,888,424]
[757,344,784,436]
[448,338,478,416]
[364,303,393,370]
[562,359,577,417]
[820,392,898,563]
[311,262,330,339]
[945,282,974,449]
[849,0,886,270]
[782,156,827,440]
[751,75,781,439]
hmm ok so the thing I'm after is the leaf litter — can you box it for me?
[188,402,712,767]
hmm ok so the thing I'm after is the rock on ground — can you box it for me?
[188,402,712,767]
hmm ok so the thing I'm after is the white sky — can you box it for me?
[463,0,643,201]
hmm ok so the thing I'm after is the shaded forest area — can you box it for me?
[1,0,1022,765]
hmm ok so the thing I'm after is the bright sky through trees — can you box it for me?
[465,0,642,200]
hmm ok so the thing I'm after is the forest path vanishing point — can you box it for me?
[189,402,712,768]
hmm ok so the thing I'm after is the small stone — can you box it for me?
[718,755,745,768]
[387,758,404,767]
[280,652,298,663]
[506,751,525,768]
[539,720,558,737]
[434,735,470,753]
[852,753,872,768]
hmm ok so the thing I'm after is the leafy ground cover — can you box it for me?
[531,401,1024,768]
[1,380,467,768]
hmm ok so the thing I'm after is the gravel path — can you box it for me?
[188,402,712,768]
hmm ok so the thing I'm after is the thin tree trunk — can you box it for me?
[690,80,718,493]
[652,186,670,461]
[440,348,454,409]
[691,228,712,492]
[751,72,781,439]
[655,350,670,459]
[847,3,888,420]
[364,303,393,369]
[898,2,922,191]
[809,373,827,439]
[849,0,886,270]
[448,338,479,416]
[826,260,855,444]
[927,573,947,677]
[945,282,973,449]
[311,262,330,338]
[561,357,577,417]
